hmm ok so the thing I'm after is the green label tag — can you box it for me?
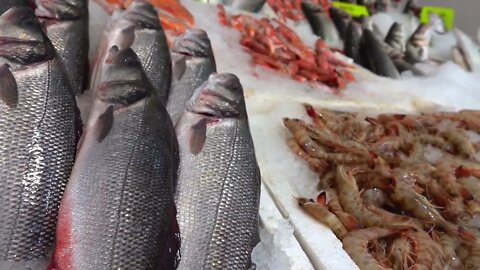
[420,6,455,30]
[331,1,369,17]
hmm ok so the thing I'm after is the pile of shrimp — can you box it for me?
[217,5,355,91]
[266,0,330,22]
[95,0,194,35]
[285,106,480,269]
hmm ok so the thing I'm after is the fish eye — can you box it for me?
[123,56,139,67]
[21,17,39,29]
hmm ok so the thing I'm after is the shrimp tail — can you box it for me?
[316,191,327,205]
[336,212,362,231]
[457,226,476,242]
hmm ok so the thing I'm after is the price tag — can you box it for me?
[420,6,455,30]
[331,1,369,18]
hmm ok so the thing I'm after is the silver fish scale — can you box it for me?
[41,17,89,95]
[63,98,176,269]
[176,115,260,270]
[0,60,77,263]
[166,56,216,125]
[132,29,171,103]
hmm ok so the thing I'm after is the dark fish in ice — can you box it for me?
[35,0,89,96]
[405,24,431,64]
[50,46,180,270]
[329,7,352,40]
[223,0,266,12]
[0,7,79,269]
[360,28,400,78]
[91,0,171,103]
[385,22,404,52]
[301,1,339,44]
[393,58,425,76]
[344,20,362,64]
[166,28,216,125]
[175,73,261,270]
[0,0,30,15]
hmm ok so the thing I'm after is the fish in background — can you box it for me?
[329,6,352,40]
[50,46,180,270]
[301,1,340,45]
[359,28,400,78]
[224,0,266,12]
[405,24,432,64]
[90,0,171,104]
[344,20,362,64]
[0,7,80,269]
[175,73,261,270]
[167,28,216,125]
[385,22,404,52]
[0,0,30,14]
[35,0,90,96]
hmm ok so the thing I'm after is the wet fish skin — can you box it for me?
[329,7,352,40]
[0,0,30,15]
[393,58,425,76]
[0,7,79,269]
[301,1,339,44]
[35,0,89,96]
[175,73,261,270]
[166,28,216,125]
[385,22,404,52]
[405,24,431,64]
[344,20,363,64]
[51,46,180,270]
[225,0,266,12]
[360,28,400,78]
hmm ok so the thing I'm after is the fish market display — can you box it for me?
[167,28,217,124]
[35,0,89,95]
[91,0,171,104]
[286,106,480,269]
[301,1,339,45]
[175,73,261,269]
[51,46,180,270]
[0,7,79,269]
[218,5,355,91]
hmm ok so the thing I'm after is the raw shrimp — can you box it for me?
[433,111,480,133]
[465,243,480,270]
[410,230,446,270]
[325,188,360,231]
[342,227,400,270]
[335,166,418,229]
[287,138,329,173]
[438,232,464,270]
[362,188,389,208]
[298,198,349,239]
[309,127,372,158]
[388,234,415,270]
[442,128,477,159]
[284,118,325,156]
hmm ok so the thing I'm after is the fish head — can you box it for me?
[122,0,160,30]
[97,46,149,107]
[187,73,246,118]
[172,28,212,58]
[35,0,86,19]
[301,1,324,15]
[0,7,54,66]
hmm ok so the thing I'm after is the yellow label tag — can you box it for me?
[331,2,369,17]
[420,6,455,30]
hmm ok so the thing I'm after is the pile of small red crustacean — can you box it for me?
[285,106,480,269]
[217,4,355,92]
[266,0,330,22]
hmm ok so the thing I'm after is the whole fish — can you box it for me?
[0,7,79,269]
[360,28,400,78]
[91,0,171,103]
[405,24,431,64]
[175,73,261,270]
[301,2,339,44]
[329,7,351,40]
[35,0,89,96]
[344,20,362,64]
[50,46,180,270]
[225,0,266,12]
[0,0,30,14]
[167,28,216,125]
[385,22,404,52]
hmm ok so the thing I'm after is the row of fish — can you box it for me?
[0,0,261,269]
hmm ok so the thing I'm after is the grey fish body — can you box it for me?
[175,73,261,270]
[228,0,266,12]
[385,22,404,52]
[344,21,362,64]
[393,58,425,76]
[167,29,216,125]
[329,7,352,40]
[0,8,78,269]
[0,0,29,14]
[360,29,400,78]
[38,17,89,95]
[51,47,179,270]
[301,2,339,43]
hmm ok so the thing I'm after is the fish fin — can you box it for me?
[172,56,187,81]
[0,64,18,108]
[95,106,114,143]
[190,118,207,155]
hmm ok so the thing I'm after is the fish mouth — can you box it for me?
[171,29,211,57]
[0,37,46,63]
[35,0,84,20]
[122,2,160,29]
[98,79,148,105]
